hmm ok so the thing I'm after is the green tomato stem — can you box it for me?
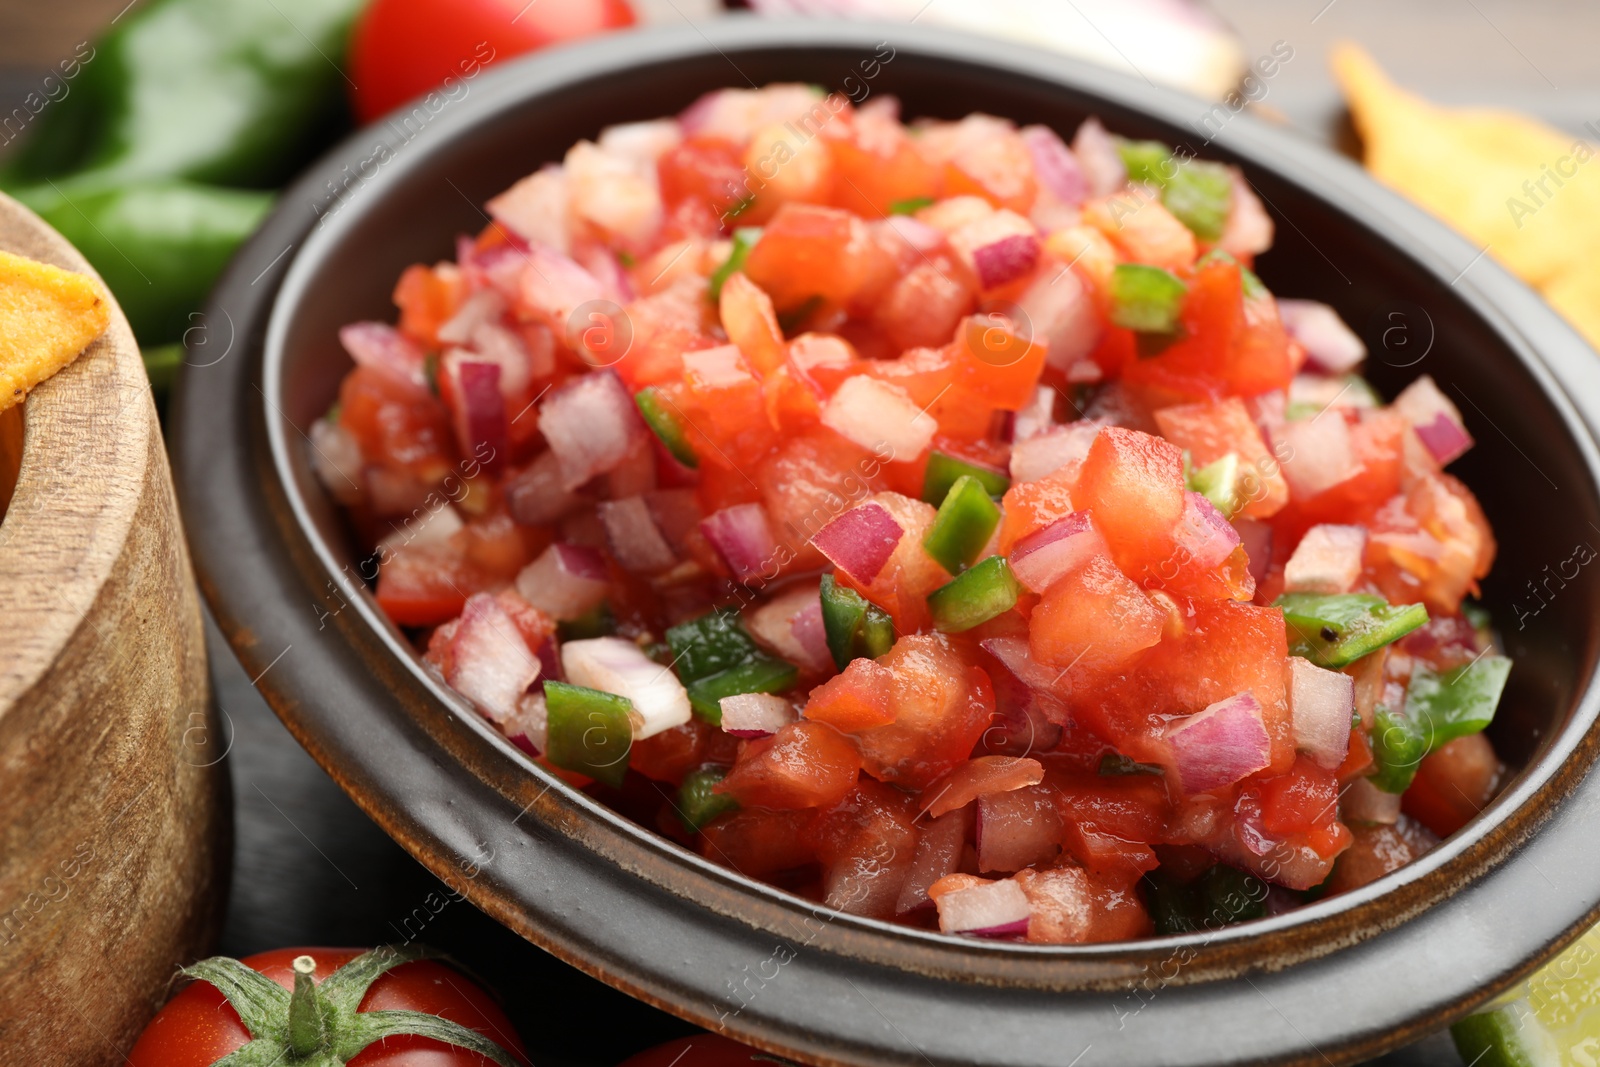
[288,954,328,1057]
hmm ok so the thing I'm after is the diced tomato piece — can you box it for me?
[871,255,976,354]
[938,122,1037,214]
[832,492,950,632]
[719,272,786,377]
[953,315,1048,411]
[997,467,1079,553]
[631,719,741,784]
[757,430,886,571]
[1154,397,1289,519]
[716,720,862,809]
[1402,732,1502,838]
[1029,554,1164,670]
[393,262,463,349]
[745,203,875,310]
[977,784,1064,872]
[614,278,717,389]
[827,110,941,217]
[1365,471,1496,614]
[803,778,919,918]
[1322,818,1438,896]
[376,545,477,627]
[1072,427,1186,573]
[1082,193,1196,272]
[1014,864,1153,944]
[848,634,994,789]
[699,807,817,877]
[658,135,748,217]
[1052,771,1170,880]
[1256,756,1341,840]
[805,658,896,732]
[678,345,778,466]
[338,365,456,480]
[919,756,1045,818]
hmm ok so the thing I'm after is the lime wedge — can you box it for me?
[1452,924,1600,1066]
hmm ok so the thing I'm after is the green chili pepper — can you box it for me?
[1162,160,1233,242]
[927,556,1020,633]
[1098,752,1164,777]
[635,386,698,469]
[677,766,739,832]
[708,226,762,301]
[1144,869,1201,935]
[665,609,761,684]
[1197,864,1268,926]
[685,655,799,724]
[1276,593,1430,669]
[543,681,634,789]
[1369,705,1428,794]
[819,574,895,670]
[557,602,616,642]
[888,196,935,215]
[1115,138,1174,187]
[1110,263,1188,334]
[922,450,1010,505]
[1187,452,1240,518]
[923,475,1002,574]
[1405,656,1513,752]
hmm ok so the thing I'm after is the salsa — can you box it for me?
[313,84,1510,942]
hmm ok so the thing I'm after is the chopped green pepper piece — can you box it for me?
[708,226,762,300]
[1110,263,1188,334]
[686,655,800,723]
[1369,705,1428,794]
[1196,864,1268,926]
[776,295,823,335]
[635,386,699,469]
[927,556,1021,633]
[1187,452,1240,518]
[1099,752,1164,777]
[665,609,760,683]
[1405,656,1513,751]
[889,196,936,215]
[923,475,1002,573]
[1284,401,1323,422]
[1144,869,1201,935]
[557,602,616,642]
[677,766,739,832]
[922,451,1010,505]
[1451,1001,1555,1067]
[543,681,634,788]
[1276,593,1430,669]
[819,574,895,669]
[1115,138,1174,186]
[423,352,440,398]
[1162,160,1233,241]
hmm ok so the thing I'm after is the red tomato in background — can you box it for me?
[128,947,527,1067]
[348,0,636,124]
[618,1035,782,1067]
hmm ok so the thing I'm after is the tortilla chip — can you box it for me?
[0,250,110,411]
[1332,43,1600,290]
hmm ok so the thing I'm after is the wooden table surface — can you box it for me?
[3,2,1598,1064]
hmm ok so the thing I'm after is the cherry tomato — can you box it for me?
[348,0,636,124]
[128,947,527,1067]
[618,1034,780,1067]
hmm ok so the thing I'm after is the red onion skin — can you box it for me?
[453,358,507,472]
[1173,492,1241,570]
[1414,412,1473,465]
[700,503,779,582]
[553,542,609,583]
[812,502,904,584]
[972,233,1041,290]
[1022,124,1089,206]
[340,322,428,391]
[962,918,1030,940]
[1167,693,1272,794]
[1010,511,1105,594]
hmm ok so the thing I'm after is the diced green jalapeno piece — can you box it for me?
[1406,655,1513,751]
[1187,452,1240,518]
[708,226,762,300]
[928,556,1021,633]
[1144,869,1201,935]
[1451,1001,1556,1067]
[1369,705,1428,794]
[1197,864,1268,926]
[557,602,616,642]
[1115,138,1174,186]
[666,609,761,683]
[677,766,739,832]
[1110,263,1188,334]
[889,196,935,215]
[922,450,1010,504]
[685,655,799,723]
[635,386,698,469]
[819,574,895,669]
[1099,752,1164,777]
[543,681,634,788]
[923,475,1002,573]
[1162,160,1233,241]
[1276,593,1430,669]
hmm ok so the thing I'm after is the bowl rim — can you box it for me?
[177,17,1600,1066]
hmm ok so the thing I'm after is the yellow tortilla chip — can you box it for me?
[1332,43,1600,291]
[0,250,110,411]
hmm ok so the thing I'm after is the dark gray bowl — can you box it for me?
[172,18,1600,1066]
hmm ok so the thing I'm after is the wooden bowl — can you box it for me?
[175,21,1600,1067]
[0,194,229,1063]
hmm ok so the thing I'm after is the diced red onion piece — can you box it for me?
[598,496,677,574]
[1009,421,1099,483]
[1172,491,1241,570]
[883,214,944,252]
[1071,118,1126,197]
[1021,124,1089,206]
[444,593,542,723]
[1277,300,1366,374]
[487,165,571,255]
[972,233,1042,290]
[1288,657,1355,770]
[1274,415,1356,499]
[719,692,796,738]
[979,637,1064,694]
[1017,266,1099,373]
[377,503,463,555]
[1393,375,1473,465]
[517,243,605,332]
[1343,776,1401,825]
[340,322,428,391]
[976,790,1060,873]
[465,321,534,398]
[446,356,507,471]
[309,419,365,506]
[1283,523,1366,595]
[436,289,507,346]
[1220,168,1274,259]
[366,467,429,517]
[935,879,1032,938]
[1009,511,1106,594]
[575,244,636,304]
[820,375,937,459]
[515,543,609,620]
[534,637,562,684]
[788,598,831,673]
[507,690,550,754]
[700,503,779,583]
[606,434,658,499]
[812,501,904,584]
[1290,372,1378,412]
[746,584,831,674]
[895,810,967,916]
[1165,691,1272,794]
[505,451,586,527]
[677,88,726,136]
[1235,517,1273,587]
[561,636,691,740]
[539,370,644,491]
